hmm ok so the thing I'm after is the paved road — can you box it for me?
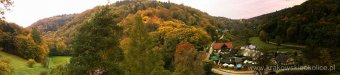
[268,41,306,48]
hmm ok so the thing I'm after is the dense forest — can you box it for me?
[41,1,237,75]
[28,14,77,33]
[30,1,253,56]
[253,0,340,71]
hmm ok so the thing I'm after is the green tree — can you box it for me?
[31,27,42,44]
[30,27,49,63]
[274,35,283,46]
[68,6,124,75]
[259,30,269,42]
[286,26,297,42]
[123,14,169,75]
[173,41,204,75]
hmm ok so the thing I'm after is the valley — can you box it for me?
[0,0,339,75]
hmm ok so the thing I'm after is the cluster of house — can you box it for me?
[208,42,298,70]
[271,51,297,65]
[208,42,257,70]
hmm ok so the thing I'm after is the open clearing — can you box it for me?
[0,51,70,75]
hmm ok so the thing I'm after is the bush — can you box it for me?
[27,59,36,68]
[40,71,48,75]
[0,55,11,75]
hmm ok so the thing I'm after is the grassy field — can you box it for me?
[48,56,71,68]
[0,51,70,75]
[249,37,281,49]
[248,37,301,53]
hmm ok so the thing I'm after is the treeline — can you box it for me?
[49,1,229,75]
[33,0,255,57]
[0,20,49,63]
[34,0,236,56]
[213,17,257,45]
[28,14,77,33]
[253,0,340,72]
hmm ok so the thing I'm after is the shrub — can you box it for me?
[27,59,36,68]
[0,55,11,75]
[40,71,48,75]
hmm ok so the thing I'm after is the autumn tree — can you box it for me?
[55,41,67,54]
[31,27,49,65]
[14,34,40,61]
[149,21,211,70]
[173,41,204,75]
[68,6,124,75]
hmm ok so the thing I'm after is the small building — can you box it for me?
[212,42,233,53]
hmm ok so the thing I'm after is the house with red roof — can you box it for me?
[212,42,233,53]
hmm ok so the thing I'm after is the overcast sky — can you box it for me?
[4,0,306,27]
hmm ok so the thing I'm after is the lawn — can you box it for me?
[0,51,70,75]
[248,37,301,53]
[249,37,281,49]
[48,56,71,68]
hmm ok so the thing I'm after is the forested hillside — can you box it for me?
[253,0,339,70]
[31,1,240,52]
[34,2,254,56]
[47,1,227,75]
[28,14,77,33]
[1,0,339,74]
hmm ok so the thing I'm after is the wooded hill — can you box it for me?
[252,0,340,71]
[28,14,77,33]
[28,1,252,74]
[30,1,254,55]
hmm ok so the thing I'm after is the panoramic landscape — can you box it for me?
[0,0,339,75]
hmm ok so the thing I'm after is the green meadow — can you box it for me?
[0,51,70,75]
